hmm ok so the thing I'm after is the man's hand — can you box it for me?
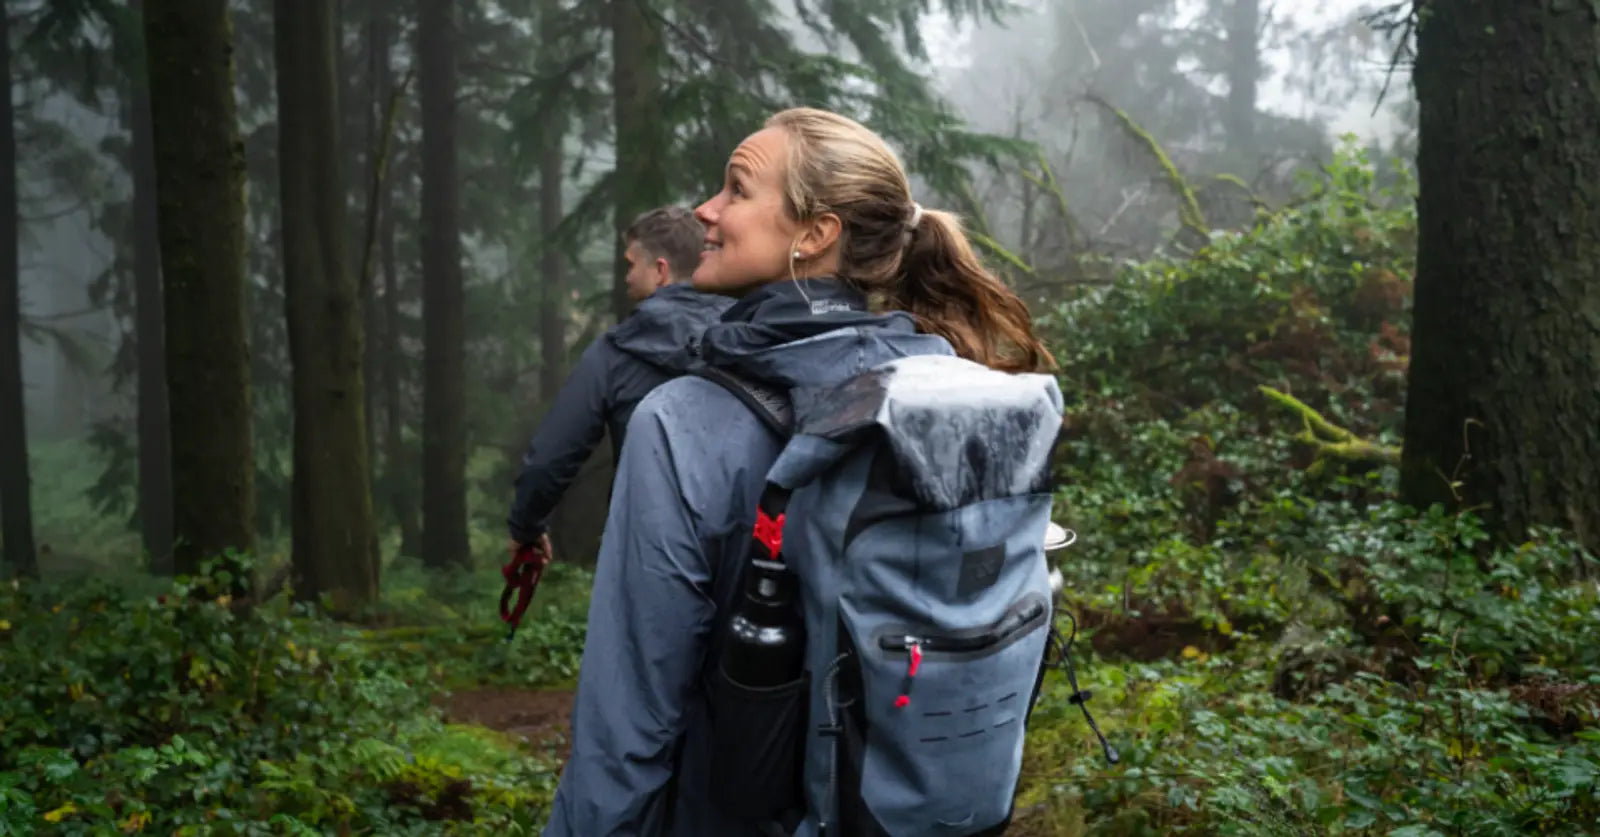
[508,533,554,568]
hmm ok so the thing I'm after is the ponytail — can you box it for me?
[887,209,1055,374]
[760,106,1055,373]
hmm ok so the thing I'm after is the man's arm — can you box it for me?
[543,392,716,835]
[507,338,612,544]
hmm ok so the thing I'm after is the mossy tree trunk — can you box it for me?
[143,0,257,587]
[274,0,381,611]
[1402,0,1600,559]
[417,0,470,569]
[0,6,37,579]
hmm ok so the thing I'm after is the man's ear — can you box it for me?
[795,211,842,259]
[654,257,673,287]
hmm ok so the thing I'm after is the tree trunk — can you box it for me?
[381,177,420,558]
[1222,0,1259,155]
[539,159,565,400]
[363,8,420,560]
[540,0,566,400]
[361,12,384,487]
[127,0,175,574]
[417,0,470,569]
[0,8,37,579]
[143,0,257,587]
[1402,0,1600,558]
[373,7,418,558]
[274,0,380,612]
[610,0,666,321]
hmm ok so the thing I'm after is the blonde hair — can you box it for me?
[764,107,1053,373]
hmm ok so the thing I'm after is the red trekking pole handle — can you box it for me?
[499,543,547,642]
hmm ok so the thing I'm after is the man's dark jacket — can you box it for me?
[507,283,734,543]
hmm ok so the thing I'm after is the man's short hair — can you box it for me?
[624,206,705,281]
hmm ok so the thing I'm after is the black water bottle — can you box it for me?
[722,560,806,687]
[721,488,806,688]
[708,490,809,820]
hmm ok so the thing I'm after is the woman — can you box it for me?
[542,107,1052,836]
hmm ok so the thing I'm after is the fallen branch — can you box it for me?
[1258,385,1401,475]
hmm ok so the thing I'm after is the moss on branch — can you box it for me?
[1258,385,1401,475]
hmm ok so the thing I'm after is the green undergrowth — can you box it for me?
[1014,145,1600,834]
[1023,511,1600,836]
[368,556,592,691]
[0,556,592,835]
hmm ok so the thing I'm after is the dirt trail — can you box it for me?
[436,687,1066,833]
[435,687,576,761]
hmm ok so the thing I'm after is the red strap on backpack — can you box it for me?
[499,542,548,641]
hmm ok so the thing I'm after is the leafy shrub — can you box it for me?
[1015,146,1600,835]
[0,561,566,835]
[1027,515,1599,836]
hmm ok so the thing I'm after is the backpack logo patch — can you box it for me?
[957,544,1005,597]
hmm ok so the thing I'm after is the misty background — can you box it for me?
[13,0,1412,566]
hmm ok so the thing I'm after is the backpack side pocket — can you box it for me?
[707,665,810,821]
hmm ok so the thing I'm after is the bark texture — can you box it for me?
[275,0,381,611]
[418,0,470,568]
[0,7,37,578]
[128,0,174,573]
[1403,0,1600,557]
[143,0,257,583]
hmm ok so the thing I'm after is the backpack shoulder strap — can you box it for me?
[693,365,795,439]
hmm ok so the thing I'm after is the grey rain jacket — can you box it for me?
[507,283,734,544]
[542,279,956,836]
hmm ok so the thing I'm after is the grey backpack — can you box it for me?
[697,353,1115,836]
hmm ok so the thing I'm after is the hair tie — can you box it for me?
[905,202,923,231]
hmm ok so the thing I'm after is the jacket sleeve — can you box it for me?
[507,337,613,543]
[543,395,718,836]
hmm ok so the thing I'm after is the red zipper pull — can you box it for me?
[894,641,922,708]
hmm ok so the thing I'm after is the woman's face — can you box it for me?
[692,128,802,295]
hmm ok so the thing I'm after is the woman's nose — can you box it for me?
[694,193,722,226]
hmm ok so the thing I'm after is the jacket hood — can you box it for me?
[607,283,736,373]
[698,278,953,390]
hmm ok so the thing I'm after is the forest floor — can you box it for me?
[435,686,575,764]
[429,684,1070,835]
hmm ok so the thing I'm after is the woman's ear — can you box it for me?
[795,211,842,260]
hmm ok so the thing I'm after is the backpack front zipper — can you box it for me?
[878,598,1046,655]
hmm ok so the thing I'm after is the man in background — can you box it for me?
[507,206,732,563]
